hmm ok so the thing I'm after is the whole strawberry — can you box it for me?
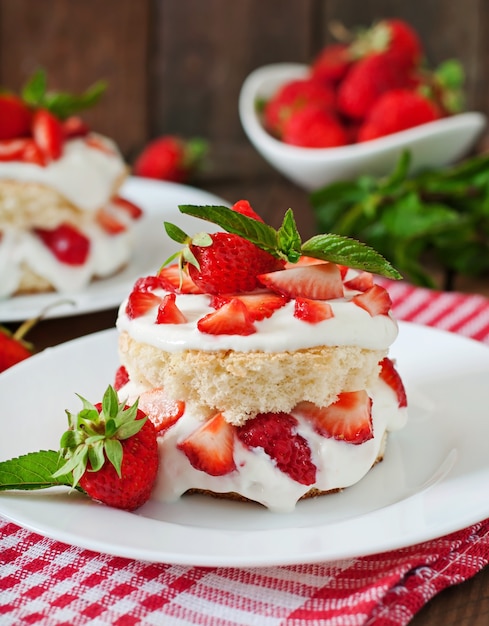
[133,135,207,183]
[362,18,422,71]
[0,324,33,373]
[187,231,284,294]
[282,103,347,148]
[337,52,412,120]
[310,43,352,85]
[54,385,159,511]
[358,88,441,141]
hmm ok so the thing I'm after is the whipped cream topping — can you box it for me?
[0,223,137,297]
[116,283,398,353]
[0,134,126,211]
[120,376,407,512]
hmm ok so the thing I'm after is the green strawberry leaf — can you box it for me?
[0,450,81,491]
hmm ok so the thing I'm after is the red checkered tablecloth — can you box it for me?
[2,282,489,626]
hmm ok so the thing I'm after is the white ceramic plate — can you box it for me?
[239,63,487,190]
[0,177,228,322]
[1,322,489,567]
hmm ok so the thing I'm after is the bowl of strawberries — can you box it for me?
[239,19,486,190]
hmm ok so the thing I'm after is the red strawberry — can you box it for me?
[132,274,169,292]
[96,206,127,234]
[358,89,441,142]
[157,264,203,294]
[35,223,90,265]
[62,115,90,139]
[133,135,207,183]
[0,325,33,373]
[237,412,316,485]
[363,19,422,71]
[210,291,288,322]
[295,390,374,445]
[352,284,392,316]
[231,199,264,222]
[344,271,374,292]
[0,94,32,140]
[0,138,45,165]
[294,297,334,323]
[125,287,162,319]
[32,108,64,160]
[177,412,236,476]
[54,386,159,511]
[114,365,129,391]
[137,387,185,434]
[197,298,256,336]
[311,43,352,84]
[282,104,348,148]
[111,195,143,220]
[156,293,187,324]
[258,263,344,300]
[188,232,284,295]
[379,357,407,408]
[84,135,117,155]
[337,53,412,120]
[263,78,336,138]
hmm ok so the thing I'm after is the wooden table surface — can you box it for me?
[4,176,489,625]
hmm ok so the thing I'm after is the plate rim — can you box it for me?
[1,321,489,567]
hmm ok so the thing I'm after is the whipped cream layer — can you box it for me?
[0,223,136,297]
[117,287,398,353]
[0,134,126,211]
[121,376,407,512]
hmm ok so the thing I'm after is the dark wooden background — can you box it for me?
[2,3,489,623]
[1,0,487,230]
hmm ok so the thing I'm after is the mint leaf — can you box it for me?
[276,209,302,262]
[0,450,78,491]
[301,234,402,278]
[178,205,279,255]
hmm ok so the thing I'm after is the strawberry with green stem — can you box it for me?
[0,385,159,511]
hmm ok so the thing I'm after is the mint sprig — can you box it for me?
[175,204,402,279]
[0,450,80,492]
[310,150,489,289]
[21,68,106,119]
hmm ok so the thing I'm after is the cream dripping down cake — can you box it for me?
[0,70,142,298]
[115,200,407,512]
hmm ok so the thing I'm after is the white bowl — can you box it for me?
[239,63,487,191]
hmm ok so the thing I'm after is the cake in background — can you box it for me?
[0,69,143,298]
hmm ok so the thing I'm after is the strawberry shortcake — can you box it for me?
[115,200,408,512]
[0,71,142,298]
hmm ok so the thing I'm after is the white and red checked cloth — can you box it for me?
[2,282,489,626]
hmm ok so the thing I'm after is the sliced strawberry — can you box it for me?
[0,138,45,165]
[352,284,392,316]
[295,390,374,445]
[177,412,236,476]
[258,263,344,300]
[84,135,116,155]
[32,108,63,161]
[197,298,256,335]
[112,195,143,220]
[344,271,374,292]
[156,293,187,324]
[230,199,264,222]
[157,264,203,294]
[125,289,161,319]
[35,223,90,265]
[237,412,316,485]
[96,207,127,234]
[285,256,326,269]
[138,387,185,434]
[210,291,288,322]
[294,297,334,323]
[114,365,130,391]
[379,357,407,407]
[62,115,90,139]
[132,275,168,292]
